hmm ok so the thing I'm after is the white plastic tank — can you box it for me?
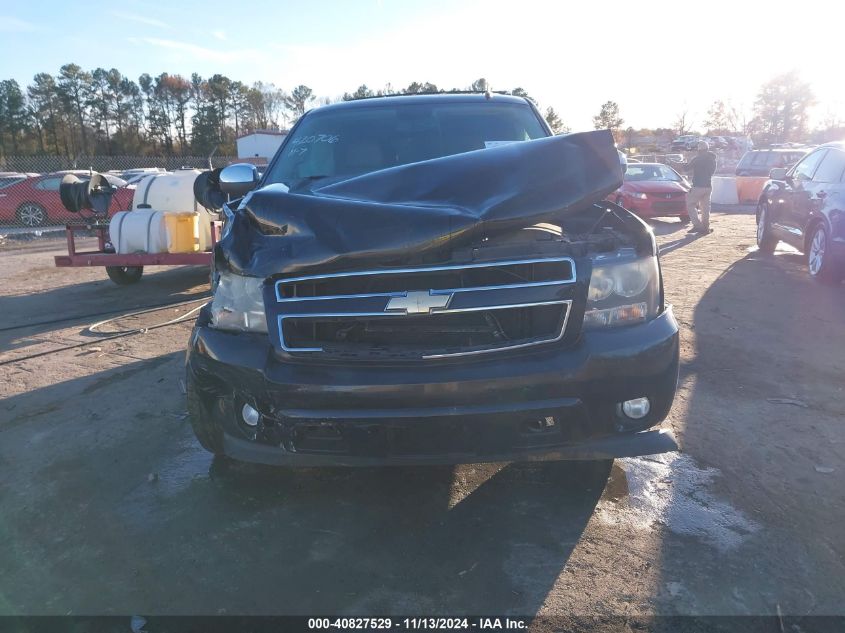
[133,170,207,213]
[110,209,214,254]
[110,210,169,254]
[122,170,216,253]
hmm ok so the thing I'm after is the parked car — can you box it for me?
[610,162,690,221]
[671,135,700,151]
[736,148,808,177]
[117,167,167,181]
[756,142,845,282]
[185,93,680,467]
[0,172,31,191]
[708,136,729,150]
[0,171,133,227]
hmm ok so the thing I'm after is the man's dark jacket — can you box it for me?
[686,151,718,187]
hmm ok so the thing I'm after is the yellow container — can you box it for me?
[165,212,199,253]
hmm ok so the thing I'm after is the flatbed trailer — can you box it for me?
[54,220,220,285]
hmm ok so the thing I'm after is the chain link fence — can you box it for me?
[0,155,238,229]
[628,153,685,165]
[628,151,740,176]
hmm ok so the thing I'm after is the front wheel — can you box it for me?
[106,265,144,285]
[16,202,47,227]
[807,223,841,284]
[187,375,225,455]
[756,203,778,254]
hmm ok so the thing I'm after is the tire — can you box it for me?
[806,223,841,284]
[680,214,691,224]
[756,202,778,254]
[16,202,47,227]
[186,375,225,455]
[105,265,144,285]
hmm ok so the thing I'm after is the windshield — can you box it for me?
[623,164,683,182]
[265,101,548,188]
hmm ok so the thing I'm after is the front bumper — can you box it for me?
[186,307,680,466]
[623,198,688,218]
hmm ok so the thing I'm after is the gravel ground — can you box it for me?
[0,207,843,622]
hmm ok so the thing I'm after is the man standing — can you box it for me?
[684,141,718,234]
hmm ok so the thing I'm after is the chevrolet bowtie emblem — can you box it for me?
[385,291,452,315]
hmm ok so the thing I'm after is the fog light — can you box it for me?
[241,403,260,427]
[621,397,650,419]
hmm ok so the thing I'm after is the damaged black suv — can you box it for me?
[186,93,680,466]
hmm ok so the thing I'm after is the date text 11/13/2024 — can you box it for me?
[307,617,529,630]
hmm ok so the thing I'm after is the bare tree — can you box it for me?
[673,109,693,136]
[703,100,730,135]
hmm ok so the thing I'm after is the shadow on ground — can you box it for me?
[652,247,845,615]
[1,266,209,352]
[0,351,611,615]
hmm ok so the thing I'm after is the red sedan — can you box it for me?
[0,171,134,227]
[611,162,690,220]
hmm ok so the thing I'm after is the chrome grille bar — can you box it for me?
[274,257,576,301]
[268,257,578,358]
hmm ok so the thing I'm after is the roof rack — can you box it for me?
[341,90,513,102]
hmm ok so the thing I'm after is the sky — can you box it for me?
[1,0,841,132]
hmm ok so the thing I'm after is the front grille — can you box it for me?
[264,258,578,360]
[651,200,686,213]
[645,192,683,199]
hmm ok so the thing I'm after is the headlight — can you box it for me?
[583,251,659,329]
[631,192,648,200]
[209,272,268,333]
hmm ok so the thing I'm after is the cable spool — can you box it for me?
[59,173,115,215]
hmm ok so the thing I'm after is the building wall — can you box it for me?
[236,134,287,161]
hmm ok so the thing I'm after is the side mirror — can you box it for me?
[769,167,788,181]
[219,163,260,196]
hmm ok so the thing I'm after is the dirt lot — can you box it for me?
[1,208,843,622]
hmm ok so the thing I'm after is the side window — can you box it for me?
[0,177,24,189]
[34,177,61,191]
[811,149,845,183]
[791,150,827,182]
[751,152,768,166]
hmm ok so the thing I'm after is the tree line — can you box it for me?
[592,71,836,147]
[0,64,833,160]
[0,69,568,159]
[0,64,320,158]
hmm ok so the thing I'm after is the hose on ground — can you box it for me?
[0,298,210,367]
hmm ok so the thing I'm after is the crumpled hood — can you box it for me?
[222,130,622,278]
